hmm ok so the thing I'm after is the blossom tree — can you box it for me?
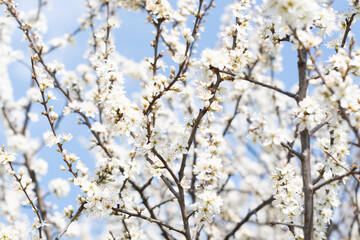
[1,0,360,239]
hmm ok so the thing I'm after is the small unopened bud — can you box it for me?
[59,165,67,171]
[25,178,32,186]
[170,66,176,75]
[49,111,58,122]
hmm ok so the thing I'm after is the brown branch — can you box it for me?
[224,196,274,240]
[270,221,304,229]
[2,107,18,133]
[104,0,111,59]
[179,71,223,180]
[55,204,85,240]
[31,58,78,178]
[216,68,296,99]
[128,179,175,240]
[150,16,164,76]
[281,143,305,160]
[340,13,357,49]
[309,118,329,136]
[150,197,176,211]
[292,26,360,146]
[8,162,43,238]
[121,220,131,240]
[313,171,360,192]
[112,208,185,235]
[181,0,214,74]
[24,154,53,239]
[143,0,212,116]
[2,94,51,238]
[324,150,360,183]
[45,27,82,55]
[152,148,179,184]
[223,95,242,136]
[297,44,314,240]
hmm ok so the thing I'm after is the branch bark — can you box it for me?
[297,47,314,240]
[224,196,274,240]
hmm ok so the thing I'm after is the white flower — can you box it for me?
[79,101,97,118]
[91,122,107,133]
[49,111,58,122]
[145,0,173,20]
[294,29,322,50]
[65,153,79,163]
[293,96,325,132]
[27,87,41,102]
[31,158,48,176]
[95,28,106,39]
[191,189,223,223]
[201,48,230,69]
[108,16,121,28]
[31,217,48,233]
[28,112,39,122]
[49,178,70,198]
[194,152,223,183]
[182,27,194,43]
[0,150,16,165]
[209,100,223,112]
[62,133,73,142]
[34,65,54,90]
[182,27,192,39]
[197,86,213,101]
[43,131,61,148]
[76,160,88,174]
[172,52,187,64]
[264,0,320,28]
[64,204,74,217]
[60,71,79,89]
[180,177,191,190]
[271,160,303,223]
[0,224,22,239]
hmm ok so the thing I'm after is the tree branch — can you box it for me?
[224,196,274,240]
[112,208,185,235]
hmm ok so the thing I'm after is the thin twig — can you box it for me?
[112,208,185,235]
[224,196,274,240]
[216,68,296,99]
[55,204,85,240]
[270,221,304,229]
[313,171,360,192]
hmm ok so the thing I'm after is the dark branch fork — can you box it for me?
[215,68,296,99]
[224,196,274,240]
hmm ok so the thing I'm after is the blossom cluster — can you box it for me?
[271,160,303,225]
